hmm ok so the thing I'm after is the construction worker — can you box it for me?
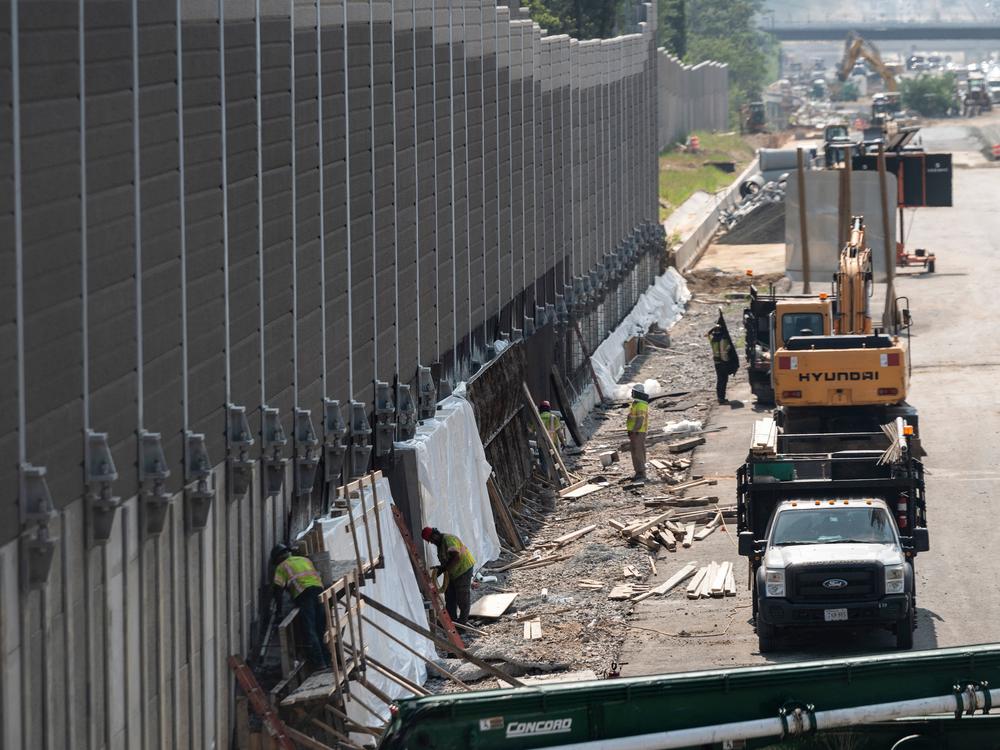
[626,385,649,481]
[271,544,331,670]
[708,324,734,404]
[421,527,475,624]
[538,400,566,450]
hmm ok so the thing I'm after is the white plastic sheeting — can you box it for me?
[409,395,502,571]
[313,476,437,727]
[590,267,691,402]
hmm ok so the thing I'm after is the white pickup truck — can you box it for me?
[737,424,929,653]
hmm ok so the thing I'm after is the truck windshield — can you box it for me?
[782,312,824,343]
[771,507,896,545]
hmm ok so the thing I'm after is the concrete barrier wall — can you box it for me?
[657,51,729,149]
[0,0,665,747]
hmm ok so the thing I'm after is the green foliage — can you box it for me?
[684,0,777,119]
[657,0,686,57]
[830,81,860,102]
[524,0,627,39]
[901,73,956,117]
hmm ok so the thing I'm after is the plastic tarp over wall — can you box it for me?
[590,268,691,401]
[313,477,436,724]
[410,395,502,571]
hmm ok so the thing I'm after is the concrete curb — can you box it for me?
[669,157,761,273]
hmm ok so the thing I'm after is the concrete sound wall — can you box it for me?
[0,0,664,747]
[657,51,729,149]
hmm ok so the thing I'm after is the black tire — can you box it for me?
[927,259,935,273]
[757,619,777,653]
[896,606,915,650]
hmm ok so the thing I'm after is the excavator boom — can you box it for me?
[837,33,898,92]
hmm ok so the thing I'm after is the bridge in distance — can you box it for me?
[768,23,1000,41]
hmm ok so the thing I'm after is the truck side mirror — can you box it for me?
[738,531,756,557]
[912,527,929,553]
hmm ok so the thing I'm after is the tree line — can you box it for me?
[524,0,775,118]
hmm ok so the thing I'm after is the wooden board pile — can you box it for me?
[608,507,731,553]
[685,561,737,599]
[486,522,597,573]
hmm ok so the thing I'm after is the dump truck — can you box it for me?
[379,643,1000,749]
[771,217,919,447]
[738,417,928,653]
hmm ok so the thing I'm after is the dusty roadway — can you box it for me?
[619,120,1000,676]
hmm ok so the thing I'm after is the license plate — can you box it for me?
[824,608,848,622]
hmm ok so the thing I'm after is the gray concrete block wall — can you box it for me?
[657,50,729,150]
[0,1,679,746]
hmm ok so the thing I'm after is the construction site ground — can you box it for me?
[433,114,1000,689]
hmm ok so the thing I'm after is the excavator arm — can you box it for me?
[837,33,898,93]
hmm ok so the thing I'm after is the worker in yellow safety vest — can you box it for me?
[538,400,566,450]
[626,385,650,481]
[421,527,476,624]
[271,544,332,669]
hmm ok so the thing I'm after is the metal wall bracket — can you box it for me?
[396,384,417,441]
[262,406,287,497]
[85,431,120,547]
[21,526,57,592]
[227,404,255,498]
[323,398,346,484]
[348,400,372,479]
[138,430,172,538]
[294,407,319,498]
[184,431,215,533]
[19,463,57,590]
[416,366,437,421]
[374,381,396,458]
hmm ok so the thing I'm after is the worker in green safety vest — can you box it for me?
[626,385,650,481]
[421,527,476,624]
[271,544,332,669]
[538,400,566,450]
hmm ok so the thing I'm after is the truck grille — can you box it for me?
[788,564,880,602]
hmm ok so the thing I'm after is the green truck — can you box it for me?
[379,644,1000,749]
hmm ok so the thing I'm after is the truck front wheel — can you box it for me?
[896,606,915,650]
[757,619,777,653]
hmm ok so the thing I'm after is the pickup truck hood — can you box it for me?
[764,543,902,569]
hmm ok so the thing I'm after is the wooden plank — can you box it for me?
[558,477,592,496]
[693,524,718,542]
[711,561,732,597]
[487,477,524,552]
[550,365,584,447]
[725,567,737,597]
[682,523,696,548]
[751,418,778,456]
[523,618,542,640]
[361,614,472,689]
[686,567,709,599]
[518,669,598,686]
[632,562,699,602]
[648,555,657,576]
[697,563,718,599]
[562,483,607,500]
[468,593,519,619]
[668,436,706,454]
[574,320,607,402]
[623,509,676,538]
[654,530,677,551]
[551,524,597,547]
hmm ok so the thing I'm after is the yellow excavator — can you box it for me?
[769,217,918,445]
[836,32,898,93]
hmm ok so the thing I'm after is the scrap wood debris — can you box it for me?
[425,272,752,692]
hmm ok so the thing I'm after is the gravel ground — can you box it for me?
[430,267,780,689]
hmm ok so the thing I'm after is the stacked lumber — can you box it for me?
[632,562,700,602]
[608,583,650,600]
[608,506,733,553]
[686,561,737,599]
[750,417,778,456]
